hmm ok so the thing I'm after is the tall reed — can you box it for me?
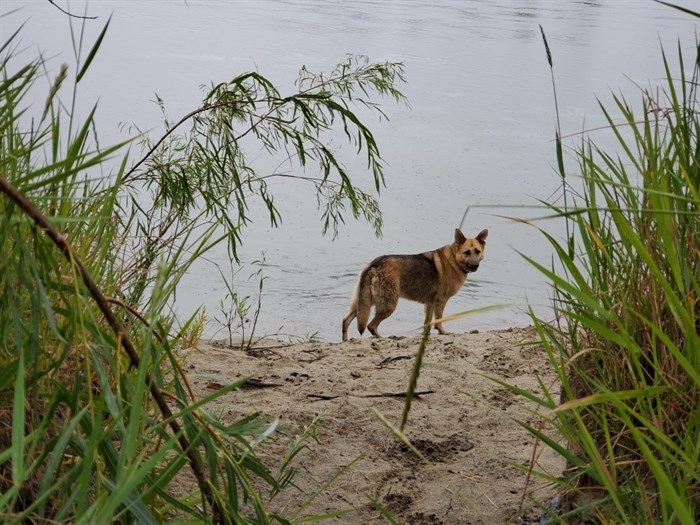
[511,13,700,524]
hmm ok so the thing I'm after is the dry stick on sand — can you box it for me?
[359,390,435,399]
[306,390,434,401]
[0,174,223,523]
[377,355,413,368]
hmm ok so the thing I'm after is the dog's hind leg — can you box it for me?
[367,294,398,338]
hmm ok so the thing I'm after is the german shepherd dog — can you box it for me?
[342,228,488,341]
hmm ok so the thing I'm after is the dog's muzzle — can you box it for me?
[467,263,479,272]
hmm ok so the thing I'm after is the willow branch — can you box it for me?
[123,62,403,188]
[122,102,229,183]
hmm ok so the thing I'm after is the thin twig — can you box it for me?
[358,390,435,399]
[240,378,280,389]
[0,174,222,523]
[48,0,98,19]
[122,102,229,183]
[123,97,286,184]
[106,296,160,339]
[307,393,341,401]
[377,355,412,368]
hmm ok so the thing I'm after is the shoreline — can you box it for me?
[200,320,542,347]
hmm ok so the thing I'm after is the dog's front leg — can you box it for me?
[433,300,449,335]
[424,301,449,335]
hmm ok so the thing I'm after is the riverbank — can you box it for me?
[183,326,563,524]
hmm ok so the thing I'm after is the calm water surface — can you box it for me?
[3,1,697,340]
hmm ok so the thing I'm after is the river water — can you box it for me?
[2,1,697,341]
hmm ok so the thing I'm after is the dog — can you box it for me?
[342,228,488,341]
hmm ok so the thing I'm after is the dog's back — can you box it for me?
[384,254,440,303]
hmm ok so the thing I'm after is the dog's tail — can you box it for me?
[356,267,374,334]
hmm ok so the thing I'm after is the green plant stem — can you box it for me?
[400,312,432,432]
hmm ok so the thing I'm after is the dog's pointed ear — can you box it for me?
[476,229,488,245]
[454,228,466,244]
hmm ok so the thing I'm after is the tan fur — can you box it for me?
[342,228,488,341]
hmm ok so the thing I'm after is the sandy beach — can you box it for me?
[183,327,563,524]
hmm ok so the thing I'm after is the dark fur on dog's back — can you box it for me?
[342,228,488,341]
[371,254,439,301]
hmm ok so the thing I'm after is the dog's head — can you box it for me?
[453,228,488,273]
